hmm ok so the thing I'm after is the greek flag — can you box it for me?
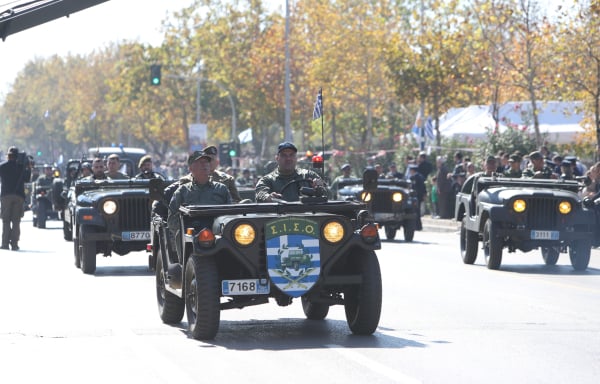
[312,89,323,120]
[425,116,434,140]
[89,110,96,120]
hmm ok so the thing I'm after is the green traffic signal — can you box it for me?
[228,149,237,157]
[150,64,161,86]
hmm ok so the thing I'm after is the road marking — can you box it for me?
[325,343,422,384]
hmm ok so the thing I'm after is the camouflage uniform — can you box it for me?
[168,180,231,258]
[522,166,554,179]
[255,168,328,202]
[211,170,240,202]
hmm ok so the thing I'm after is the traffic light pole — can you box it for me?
[165,74,237,142]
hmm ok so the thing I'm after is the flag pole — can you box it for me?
[320,88,325,179]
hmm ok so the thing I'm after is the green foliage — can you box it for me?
[477,126,539,159]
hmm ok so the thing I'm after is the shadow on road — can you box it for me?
[93,265,154,277]
[181,318,431,351]
[499,264,600,276]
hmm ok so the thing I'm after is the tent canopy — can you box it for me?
[438,101,586,144]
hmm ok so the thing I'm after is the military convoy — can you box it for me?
[455,175,595,271]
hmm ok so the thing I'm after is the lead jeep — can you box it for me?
[337,177,418,241]
[148,174,382,340]
[455,175,595,271]
[66,177,153,274]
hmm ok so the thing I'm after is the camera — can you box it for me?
[15,151,31,167]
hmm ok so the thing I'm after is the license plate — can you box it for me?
[530,230,559,240]
[122,231,151,241]
[222,279,270,295]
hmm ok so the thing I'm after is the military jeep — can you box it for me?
[337,177,418,241]
[148,177,382,340]
[67,178,153,274]
[455,175,595,271]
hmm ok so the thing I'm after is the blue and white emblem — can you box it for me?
[266,217,321,297]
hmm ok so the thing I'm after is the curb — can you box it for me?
[421,217,459,233]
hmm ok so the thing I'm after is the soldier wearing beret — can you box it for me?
[135,155,164,180]
[255,142,329,202]
[329,163,353,199]
[503,154,522,178]
[522,151,556,179]
[168,151,231,257]
[202,145,241,203]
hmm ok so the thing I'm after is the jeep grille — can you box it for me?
[370,190,403,212]
[525,198,558,229]
[118,197,151,230]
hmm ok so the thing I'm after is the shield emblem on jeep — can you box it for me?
[266,217,321,297]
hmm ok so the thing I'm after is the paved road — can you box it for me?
[1,212,599,383]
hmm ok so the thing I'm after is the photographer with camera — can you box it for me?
[0,147,32,250]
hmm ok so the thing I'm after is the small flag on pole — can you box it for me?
[44,110,49,118]
[238,128,253,144]
[90,110,96,120]
[312,89,323,120]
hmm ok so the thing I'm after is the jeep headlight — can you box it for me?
[323,221,344,243]
[558,201,571,215]
[361,191,372,202]
[512,199,526,213]
[102,200,117,215]
[234,223,255,246]
[392,192,403,202]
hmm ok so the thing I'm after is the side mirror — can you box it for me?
[363,167,378,192]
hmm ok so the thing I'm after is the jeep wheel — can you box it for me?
[301,296,329,320]
[569,240,591,271]
[80,227,96,275]
[185,255,220,340]
[460,217,478,264]
[483,219,502,270]
[156,249,184,324]
[541,247,560,265]
[63,220,72,241]
[73,230,81,269]
[403,220,415,242]
[384,226,397,240]
[344,250,382,335]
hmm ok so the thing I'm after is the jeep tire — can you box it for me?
[384,226,397,240]
[460,217,478,264]
[541,247,560,266]
[569,240,591,271]
[185,255,220,340]
[403,220,415,242]
[344,250,382,335]
[73,228,81,269]
[63,220,73,241]
[156,249,184,324]
[483,219,502,270]
[301,296,329,320]
[80,226,97,274]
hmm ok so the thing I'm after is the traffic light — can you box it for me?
[150,64,161,86]
[218,142,231,166]
[228,141,240,158]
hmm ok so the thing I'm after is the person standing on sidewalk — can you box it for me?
[0,147,31,250]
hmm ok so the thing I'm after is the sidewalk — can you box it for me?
[421,216,459,233]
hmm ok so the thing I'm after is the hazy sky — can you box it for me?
[0,0,283,98]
